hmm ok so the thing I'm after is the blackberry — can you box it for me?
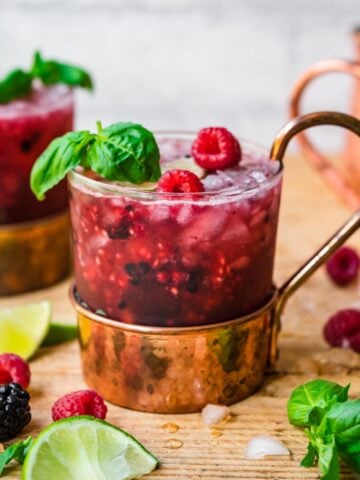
[0,383,31,441]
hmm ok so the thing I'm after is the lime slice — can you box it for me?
[0,301,51,359]
[161,156,206,179]
[42,323,78,346]
[22,416,159,480]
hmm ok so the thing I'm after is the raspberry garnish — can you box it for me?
[157,169,204,193]
[51,389,107,421]
[326,246,360,286]
[323,308,360,352]
[0,353,30,389]
[191,127,241,170]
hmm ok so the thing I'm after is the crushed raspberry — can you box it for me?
[157,169,204,193]
[326,246,360,286]
[0,354,30,389]
[106,205,144,240]
[323,308,360,352]
[191,127,241,170]
[51,389,107,421]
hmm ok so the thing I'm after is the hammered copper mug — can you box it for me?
[290,27,360,209]
[71,111,360,414]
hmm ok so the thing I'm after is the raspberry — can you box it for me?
[326,246,360,286]
[323,308,360,352]
[191,127,241,170]
[157,169,204,193]
[51,389,107,421]
[0,354,30,389]
[0,383,31,441]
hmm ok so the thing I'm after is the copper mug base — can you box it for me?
[0,211,71,296]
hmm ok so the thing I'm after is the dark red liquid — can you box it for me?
[0,85,74,224]
[69,136,282,327]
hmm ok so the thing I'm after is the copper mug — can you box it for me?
[71,111,360,414]
[290,28,360,209]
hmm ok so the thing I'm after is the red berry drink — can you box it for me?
[0,84,73,224]
[69,132,282,327]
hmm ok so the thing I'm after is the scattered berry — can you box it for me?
[0,382,31,441]
[0,354,30,389]
[326,246,360,286]
[191,127,241,170]
[323,308,360,352]
[51,389,107,421]
[157,169,204,193]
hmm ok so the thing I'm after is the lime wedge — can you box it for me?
[22,416,159,480]
[0,301,51,359]
[42,323,78,346]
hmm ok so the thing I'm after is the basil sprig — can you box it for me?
[30,122,161,200]
[288,379,360,479]
[0,50,93,104]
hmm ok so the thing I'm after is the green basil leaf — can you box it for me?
[30,130,95,200]
[87,122,161,184]
[321,399,360,473]
[301,442,317,468]
[0,69,33,104]
[0,436,33,475]
[32,51,93,90]
[287,379,349,428]
[317,437,339,480]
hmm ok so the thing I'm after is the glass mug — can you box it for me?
[70,111,360,413]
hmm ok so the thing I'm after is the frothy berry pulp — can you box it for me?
[69,134,282,327]
[0,84,73,224]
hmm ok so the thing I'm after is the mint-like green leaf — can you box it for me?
[287,379,349,428]
[87,122,161,184]
[42,323,78,347]
[30,130,95,200]
[32,51,93,90]
[317,437,339,480]
[301,442,317,468]
[321,399,360,473]
[0,436,33,475]
[0,69,33,104]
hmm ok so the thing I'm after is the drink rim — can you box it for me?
[68,132,283,201]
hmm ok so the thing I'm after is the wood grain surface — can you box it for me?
[1,154,360,479]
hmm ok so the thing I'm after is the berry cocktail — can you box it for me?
[0,84,73,224]
[67,129,282,327]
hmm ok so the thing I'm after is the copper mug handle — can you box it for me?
[289,59,360,209]
[266,111,360,364]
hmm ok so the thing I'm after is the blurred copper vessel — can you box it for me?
[0,211,71,295]
[290,27,360,209]
[71,111,360,413]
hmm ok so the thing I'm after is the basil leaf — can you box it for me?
[301,442,317,468]
[317,437,339,480]
[30,130,95,200]
[0,69,33,104]
[32,51,93,90]
[287,379,349,427]
[0,436,33,475]
[322,399,360,473]
[87,122,161,184]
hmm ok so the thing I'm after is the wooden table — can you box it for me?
[1,154,360,479]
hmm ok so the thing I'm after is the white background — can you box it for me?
[1,0,358,152]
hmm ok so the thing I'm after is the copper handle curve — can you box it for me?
[271,111,360,318]
[289,59,360,209]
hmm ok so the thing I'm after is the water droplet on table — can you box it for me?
[162,422,179,433]
[165,438,183,449]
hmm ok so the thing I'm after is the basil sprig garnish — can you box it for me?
[288,379,360,479]
[0,50,93,104]
[30,122,161,200]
